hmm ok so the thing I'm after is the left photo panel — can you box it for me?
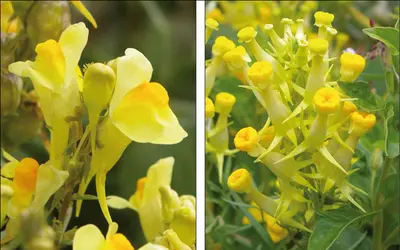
[0,1,196,249]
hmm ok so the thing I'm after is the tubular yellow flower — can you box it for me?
[313,87,341,115]
[234,127,259,152]
[314,11,335,27]
[215,92,236,114]
[350,112,376,137]
[258,6,271,24]
[238,26,257,44]
[295,39,309,68]
[8,22,89,170]
[170,205,196,246]
[227,168,252,193]
[342,101,357,116]
[205,97,215,119]
[247,61,273,88]
[281,18,294,42]
[222,46,251,71]
[206,8,225,23]
[212,36,236,57]
[295,19,306,41]
[83,63,116,153]
[339,52,366,82]
[308,38,329,56]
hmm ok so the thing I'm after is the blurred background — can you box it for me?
[1,1,196,248]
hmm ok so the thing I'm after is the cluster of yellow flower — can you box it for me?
[1,1,194,249]
[205,1,375,242]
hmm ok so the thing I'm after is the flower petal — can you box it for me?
[139,244,169,250]
[73,224,105,250]
[111,82,187,144]
[58,22,89,85]
[139,157,174,242]
[109,48,153,114]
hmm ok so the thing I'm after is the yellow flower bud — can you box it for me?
[222,46,250,70]
[215,92,236,114]
[308,38,329,56]
[212,36,236,56]
[259,126,278,149]
[339,52,366,82]
[313,87,341,115]
[247,61,273,87]
[227,168,252,193]
[159,185,180,223]
[205,97,215,118]
[234,127,258,152]
[237,26,257,43]
[314,11,335,27]
[170,206,196,246]
[342,101,357,116]
[350,112,376,136]
[206,18,219,30]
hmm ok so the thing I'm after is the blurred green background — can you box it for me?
[3,1,196,248]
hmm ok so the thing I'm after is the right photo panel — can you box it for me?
[205,1,399,250]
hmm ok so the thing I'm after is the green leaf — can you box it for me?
[308,206,377,250]
[384,103,399,158]
[106,195,136,210]
[363,27,400,55]
[329,228,371,250]
[339,81,383,111]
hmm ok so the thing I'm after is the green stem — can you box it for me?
[372,157,393,250]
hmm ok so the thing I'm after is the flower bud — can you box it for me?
[222,46,250,70]
[313,87,341,115]
[227,168,252,193]
[1,71,22,116]
[339,52,366,82]
[259,126,279,149]
[370,148,383,170]
[157,229,192,250]
[215,92,236,114]
[205,97,215,118]
[206,18,219,30]
[342,101,357,116]
[336,32,349,49]
[234,127,258,152]
[26,1,71,46]
[212,36,235,57]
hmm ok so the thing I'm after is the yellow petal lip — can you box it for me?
[206,18,219,30]
[223,46,250,69]
[313,87,341,114]
[73,224,105,250]
[234,127,258,152]
[308,38,329,55]
[248,61,273,84]
[13,158,40,192]
[227,168,252,193]
[237,26,257,43]
[212,36,236,56]
[34,39,66,87]
[351,112,376,131]
[314,11,335,27]
[215,92,236,114]
[111,82,187,144]
[205,97,215,118]
[107,233,135,250]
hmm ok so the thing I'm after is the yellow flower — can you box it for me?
[8,22,89,170]
[206,8,225,23]
[342,101,357,116]
[350,112,376,136]
[247,61,273,88]
[336,32,350,48]
[205,97,215,118]
[206,18,219,43]
[76,49,187,223]
[314,11,335,27]
[73,222,134,250]
[227,168,252,193]
[259,126,279,149]
[234,127,259,152]
[215,92,236,114]
[237,26,257,43]
[340,52,366,82]
[222,46,251,71]
[308,37,329,56]
[1,1,21,33]
[242,202,289,243]
[313,87,341,115]
[212,36,236,56]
